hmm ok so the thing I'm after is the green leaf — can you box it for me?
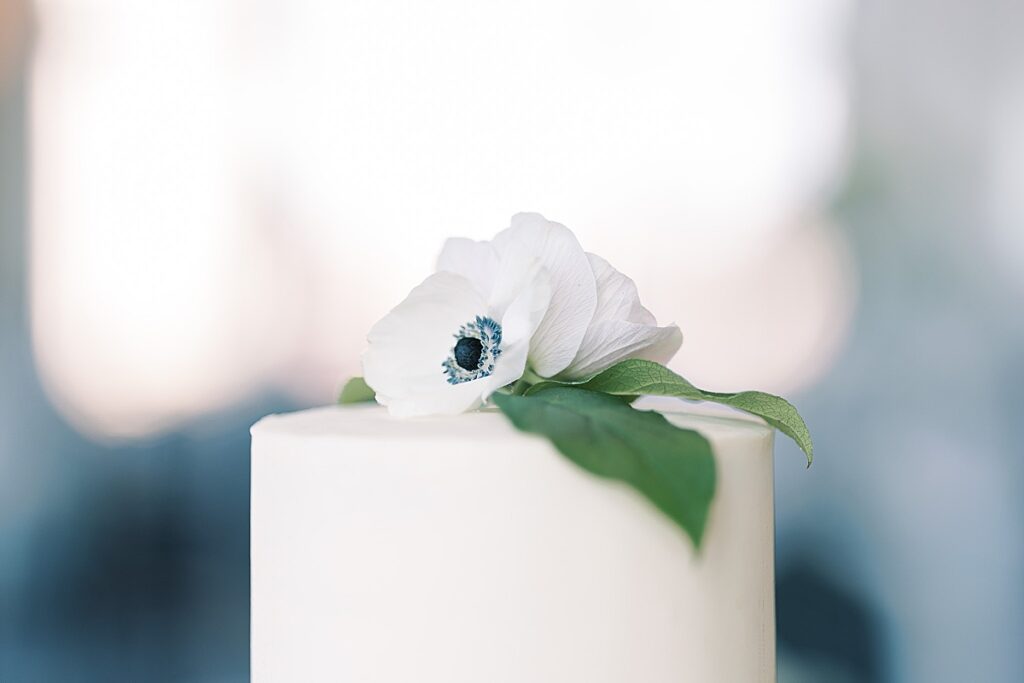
[338,376,376,404]
[576,359,814,465]
[493,387,715,548]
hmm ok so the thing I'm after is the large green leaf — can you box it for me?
[572,359,814,465]
[338,376,376,404]
[493,386,715,548]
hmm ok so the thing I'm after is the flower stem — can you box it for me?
[520,367,545,386]
[500,368,545,397]
[509,378,530,395]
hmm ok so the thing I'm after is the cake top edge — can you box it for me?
[251,397,773,443]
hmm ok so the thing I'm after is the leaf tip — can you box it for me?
[338,376,376,404]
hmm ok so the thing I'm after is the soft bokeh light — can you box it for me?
[0,0,28,90]
[30,0,291,437]
[652,219,856,394]
[987,76,1024,295]
[29,0,851,438]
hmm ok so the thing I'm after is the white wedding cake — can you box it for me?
[250,400,776,682]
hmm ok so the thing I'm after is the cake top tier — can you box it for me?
[252,398,772,447]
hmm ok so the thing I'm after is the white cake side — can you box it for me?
[251,402,775,683]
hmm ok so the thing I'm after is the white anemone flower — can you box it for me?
[363,239,551,418]
[362,213,682,417]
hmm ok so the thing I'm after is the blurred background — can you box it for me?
[1,0,1022,680]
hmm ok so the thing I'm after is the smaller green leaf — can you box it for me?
[338,376,376,404]
[493,387,715,548]
[577,359,814,465]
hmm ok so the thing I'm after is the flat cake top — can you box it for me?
[252,397,772,446]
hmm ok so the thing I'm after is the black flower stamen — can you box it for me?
[442,316,502,384]
[454,337,484,371]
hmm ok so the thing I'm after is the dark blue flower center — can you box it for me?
[453,336,484,371]
[442,315,502,385]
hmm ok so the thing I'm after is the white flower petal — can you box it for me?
[363,271,488,417]
[384,381,485,418]
[486,239,545,319]
[436,237,499,300]
[482,263,552,397]
[493,213,597,377]
[561,321,682,380]
[383,381,484,418]
[587,253,656,325]
[559,253,682,380]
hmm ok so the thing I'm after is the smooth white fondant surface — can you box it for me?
[251,400,776,682]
